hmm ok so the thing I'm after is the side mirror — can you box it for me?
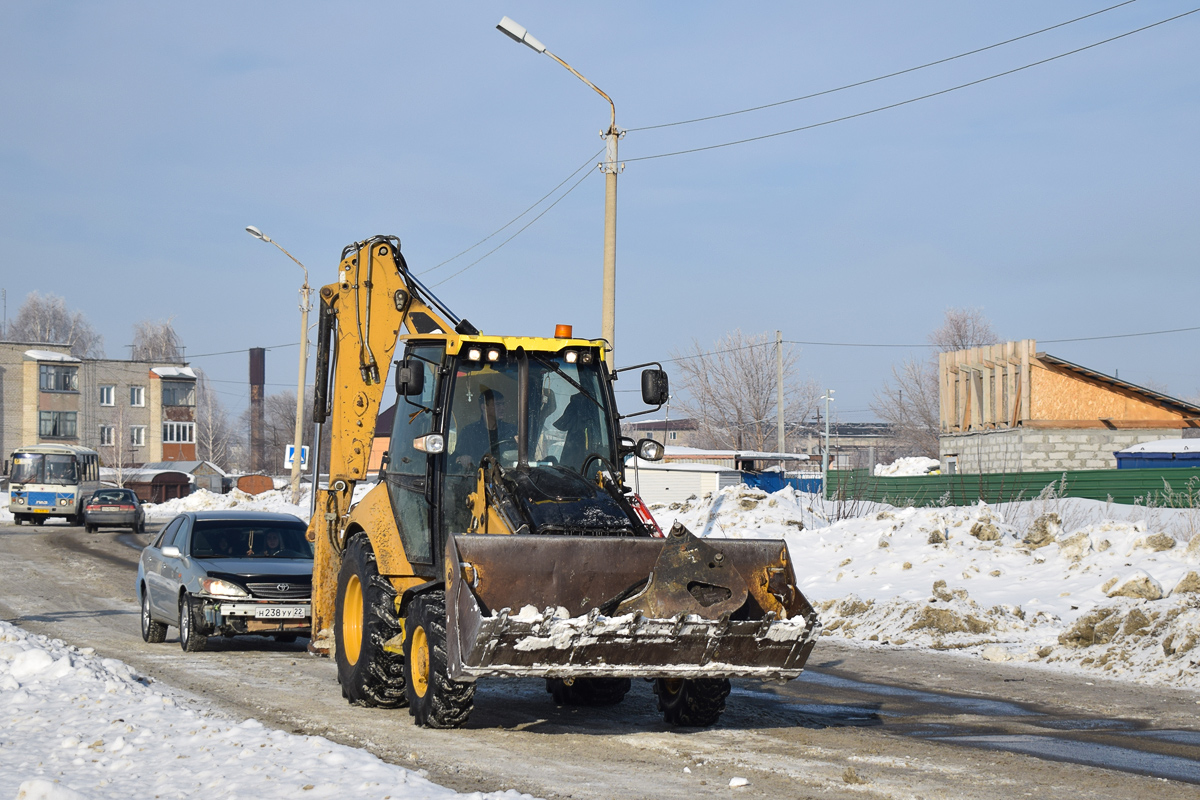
[395,359,425,397]
[161,545,181,559]
[641,369,669,406]
[636,438,665,462]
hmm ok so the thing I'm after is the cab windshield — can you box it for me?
[446,347,615,476]
[10,453,77,485]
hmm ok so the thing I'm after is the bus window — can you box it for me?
[10,454,43,485]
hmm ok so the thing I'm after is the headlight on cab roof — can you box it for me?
[200,577,249,597]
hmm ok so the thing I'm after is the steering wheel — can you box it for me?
[581,453,618,484]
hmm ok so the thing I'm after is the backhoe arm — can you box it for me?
[306,235,462,651]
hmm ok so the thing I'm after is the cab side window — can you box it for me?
[156,517,183,549]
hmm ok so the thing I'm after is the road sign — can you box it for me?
[284,445,309,471]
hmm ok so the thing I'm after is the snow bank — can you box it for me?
[0,620,538,800]
[142,484,375,523]
[650,484,1200,689]
[874,457,940,477]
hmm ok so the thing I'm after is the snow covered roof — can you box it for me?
[141,460,228,476]
[664,445,810,461]
[24,349,79,363]
[151,366,196,379]
[628,459,738,473]
[1117,439,1199,454]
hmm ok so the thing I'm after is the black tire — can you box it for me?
[546,677,631,706]
[334,534,407,708]
[178,593,206,652]
[136,520,146,534]
[404,591,475,728]
[653,678,731,727]
[32,516,46,526]
[140,589,167,643]
[71,511,84,527]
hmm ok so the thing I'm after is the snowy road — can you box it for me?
[2,521,1199,799]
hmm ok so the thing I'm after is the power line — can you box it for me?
[420,148,604,277]
[630,1,1138,132]
[430,166,598,288]
[186,342,299,359]
[625,7,1200,163]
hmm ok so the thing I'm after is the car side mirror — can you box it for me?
[641,369,669,406]
[161,545,181,558]
[636,438,665,461]
[395,359,425,397]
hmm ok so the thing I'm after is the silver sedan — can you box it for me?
[136,510,313,651]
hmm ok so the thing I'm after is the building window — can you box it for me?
[130,426,146,447]
[99,385,115,406]
[99,425,114,446]
[669,431,677,440]
[162,422,195,443]
[39,411,78,439]
[130,386,145,407]
[39,364,78,392]
[161,381,195,407]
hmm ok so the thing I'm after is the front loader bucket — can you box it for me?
[444,524,821,681]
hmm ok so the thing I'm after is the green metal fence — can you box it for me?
[826,467,1200,507]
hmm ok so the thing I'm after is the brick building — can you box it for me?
[938,339,1200,474]
[0,342,197,469]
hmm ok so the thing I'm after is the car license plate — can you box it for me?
[33,508,50,513]
[103,506,118,511]
[254,607,306,619]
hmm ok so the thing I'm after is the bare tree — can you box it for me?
[236,387,323,474]
[6,292,104,357]
[100,404,135,487]
[871,307,999,458]
[131,318,184,362]
[671,330,819,452]
[195,371,234,469]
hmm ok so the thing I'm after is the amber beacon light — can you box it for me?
[555,324,573,339]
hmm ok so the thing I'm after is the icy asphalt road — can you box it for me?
[2,521,1199,800]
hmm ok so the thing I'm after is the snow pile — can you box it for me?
[874,457,940,477]
[1,489,11,524]
[143,484,375,523]
[650,484,1200,689]
[0,620,537,800]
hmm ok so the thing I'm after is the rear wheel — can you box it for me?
[653,678,730,727]
[404,591,475,728]
[178,593,206,652]
[334,534,407,708]
[85,524,97,534]
[546,677,631,706]
[141,590,167,643]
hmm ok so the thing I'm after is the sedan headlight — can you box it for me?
[199,577,249,597]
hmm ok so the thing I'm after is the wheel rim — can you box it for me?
[661,678,684,696]
[411,624,430,699]
[343,574,364,666]
[141,596,150,635]
[180,598,189,639]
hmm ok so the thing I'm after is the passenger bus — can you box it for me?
[6,444,100,526]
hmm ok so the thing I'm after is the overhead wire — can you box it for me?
[629,1,1139,132]
[430,165,598,287]
[420,148,604,277]
[624,7,1200,163]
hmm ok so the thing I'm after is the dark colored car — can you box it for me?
[83,488,146,533]
[136,510,313,652]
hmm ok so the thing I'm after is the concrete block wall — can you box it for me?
[939,428,1178,474]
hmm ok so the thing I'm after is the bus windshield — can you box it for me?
[9,453,79,485]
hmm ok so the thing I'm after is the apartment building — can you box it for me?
[0,342,197,469]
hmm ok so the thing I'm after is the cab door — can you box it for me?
[384,344,445,570]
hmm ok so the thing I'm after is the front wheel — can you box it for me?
[141,590,167,643]
[653,678,730,727]
[404,591,475,728]
[334,534,407,708]
[179,593,206,652]
[546,677,631,706]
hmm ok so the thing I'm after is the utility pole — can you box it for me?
[776,331,784,455]
[821,389,835,497]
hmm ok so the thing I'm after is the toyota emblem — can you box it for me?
[276,583,291,592]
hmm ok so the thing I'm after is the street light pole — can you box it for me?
[820,389,835,498]
[496,16,620,360]
[246,226,311,509]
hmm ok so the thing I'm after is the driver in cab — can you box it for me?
[455,388,517,471]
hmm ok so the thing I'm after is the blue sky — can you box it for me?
[2,1,1197,421]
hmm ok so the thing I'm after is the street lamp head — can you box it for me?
[245,225,269,242]
[497,16,546,53]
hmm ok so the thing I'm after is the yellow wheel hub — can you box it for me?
[343,574,364,666]
[661,678,684,696]
[411,625,430,699]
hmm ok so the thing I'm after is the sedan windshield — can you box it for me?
[190,521,313,559]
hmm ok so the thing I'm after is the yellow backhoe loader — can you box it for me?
[307,235,820,728]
